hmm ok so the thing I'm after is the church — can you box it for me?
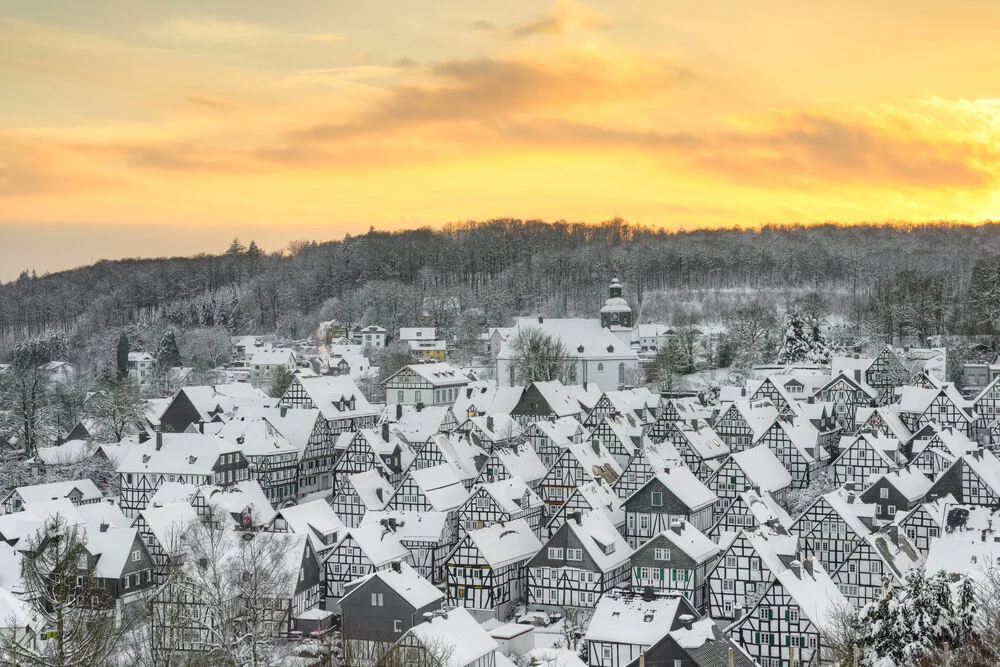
[495,278,640,392]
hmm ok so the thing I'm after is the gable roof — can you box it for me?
[729,446,793,492]
[343,561,443,610]
[463,519,542,568]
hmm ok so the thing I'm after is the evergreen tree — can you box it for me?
[115,331,130,380]
[156,330,181,368]
[777,311,812,364]
[268,367,295,399]
[225,237,246,255]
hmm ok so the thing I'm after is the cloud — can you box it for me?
[509,0,613,38]
[287,52,688,142]
[469,19,497,33]
[186,95,234,112]
[310,33,346,42]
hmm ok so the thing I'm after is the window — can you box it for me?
[567,548,583,561]
[722,580,734,592]
[397,390,404,402]
[880,488,889,499]
[78,555,88,569]
[789,609,799,623]
[654,548,670,561]
[597,363,604,372]
[906,527,916,540]
[640,515,649,531]
[651,491,663,507]
[872,560,882,574]
[758,606,769,620]
[750,558,759,571]
[848,562,856,574]
[618,363,625,384]
[415,391,422,402]
[602,647,612,662]
[394,619,402,633]
[371,593,383,606]
[548,547,564,560]
[131,550,141,563]
[888,505,896,515]
[726,556,737,568]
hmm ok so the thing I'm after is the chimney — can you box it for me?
[280,406,288,418]
[847,492,856,504]
[803,556,814,576]
[642,586,655,602]
[678,614,694,631]
[592,440,600,455]
[466,388,473,399]
[538,316,544,324]
[854,369,861,383]
[391,560,402,573]
[99,522,109,533]
[888,525,899,545]
[740,387,746,397]
[844,482,855,492]
[664,466,670,474]
[789,559,802,578]
[572,511,582,526]
[690,419,699,431]
[487,416,494,432]
[583,381,588,391]
[416,402,424,413]
[423,612,434,623]
[156,432,163,451]
[670,519,683,535]
[382,422,390,442]
[807,395,815,404]
[375,488,384,503]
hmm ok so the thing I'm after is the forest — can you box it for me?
[3,219,1000,358]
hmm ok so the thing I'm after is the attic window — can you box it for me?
[643,613,654,622]
[607,345,614,353]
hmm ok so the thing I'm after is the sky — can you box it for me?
[2,0,1000,280]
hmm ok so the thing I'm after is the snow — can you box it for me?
[345,561,443,610]
[0,586,34,629]
[339,521,410,566]
[874,468,932,503]
[730,445,793,492]
[495,444,548,484]
[671,616,716,649]
[502,319,638,362]
[134,502,199,551]
[345,470,394,510]
[217,417,299,457]
[233,406,321,449]
[409,464,470,511]
[407,607,498,667]
[291,376,378,422]
[118,433,238,476]
[654,521,719,562]
[270,500,345,552]
[566,479,624,526]
[31,439,95,465]
[481,478,543,515]
[249,347,296,366]
[8,478,103,506]
[88,526,140,578]
[532,381,585,419]
[362,510,448,542]
[466,519,542,568]
[629,466,717,512]
[563,510,630,572]
[394,362,470,387]
[772,556,847,632]
[584,588,682,645]
[926,539,1000,582]
[562,441,622,486]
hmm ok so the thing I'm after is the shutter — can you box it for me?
[785,634,789,646]
[785,609,790,621]
[768,608,773,620]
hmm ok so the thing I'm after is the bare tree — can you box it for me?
[86,376,148,443]
[506,327,571,385]
[0,513,119,667]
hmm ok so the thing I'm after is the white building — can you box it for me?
[354,325,387,349]
[248,348,297,388]
[383,363,471,406]
[497,318,640,393]
[127,352,155,386]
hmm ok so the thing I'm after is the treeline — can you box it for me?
[3,218,1000,346]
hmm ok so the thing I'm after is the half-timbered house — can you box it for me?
[585,588,699,667]
[362,511,451,583]
[657,420,729,482]
[445,519,541,620]
[459,478,544,536]
[217,417,300,506]
[510,380,586,426]
[589,415,642,470]
[831,433,903,488]
[790,488,876,573]
[816,371,878,431]
[926,448,1000,506]
[331,470,394,528]
[623,466,717,548]
[546,478,624,536]
[537,442,621,515]
[860,468,931,522]
[131,502,198,583]
[705,446,791,517]
[333,426,416,488]
[753,416,827,489]
[523,419,575,469]
[474,443,547,491]
[854,406,912,443]
[832,525,922,608]
[707,490,792,542]
[525,510,630,610]
[1,479,103,514]
[117,432,249,517]
[706,528,798,622]
[898,496,949,556]
[322,522,412,610]
[611,441,682,502]
[630,520,720,611]
[382,363,470,407]
[727,555,847,667]
[279,375,378,435]
[712,399,778,453]
[896,384,976,437]
[388,463,470,545]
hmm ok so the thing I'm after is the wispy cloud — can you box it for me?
[186,95,234,112]
[472,0,613,39]
[151,16,343,46]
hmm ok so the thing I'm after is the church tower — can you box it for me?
[600,278,633,329]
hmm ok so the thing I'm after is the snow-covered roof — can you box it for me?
[742,489,793,529]
[563,509,630,572]
[270,500,344,552]
[729,446,793,492]
[117,433,239,476]
[959,449,1000,495]
[864,528,922,581]
[390,363,470,387]
[585,588,683,646]
[649,521,719,562]
[867,468,931,503]
[344,470,394,510]
[334,522,410,566]
[771,556,847,632]
[821,488,876,538]
[134,502,198,551]
[233,406,321,450]
[855,407,911,442]
[217,417,300,458]
[291,376,378,422]
[32,439,96,465]
[531,381,585,418]
[9,478,103,505]
[344,561,443,610]
[88,526,140,578]
[480,478,543,516]
[427,433,486,481]
[0,586,35,629]
[561,441,622,485]
[77,502,130,531]
[385,405,449,445]
[452,382,524,419]
[406,607,498,667]
[501,319,639,361]
[493,444,547,483]
[566,479,624,526]
[362,510,449,542]
[409,464,470,512]
[464,519,542,568]
[250,348,296,366]
[630,465,717,512]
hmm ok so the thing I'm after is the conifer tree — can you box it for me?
[115,331,130,380]
[156,330,181,368]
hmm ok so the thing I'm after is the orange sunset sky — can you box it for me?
[2,0,1000,279]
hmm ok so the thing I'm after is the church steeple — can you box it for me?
[600,277,632,328]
